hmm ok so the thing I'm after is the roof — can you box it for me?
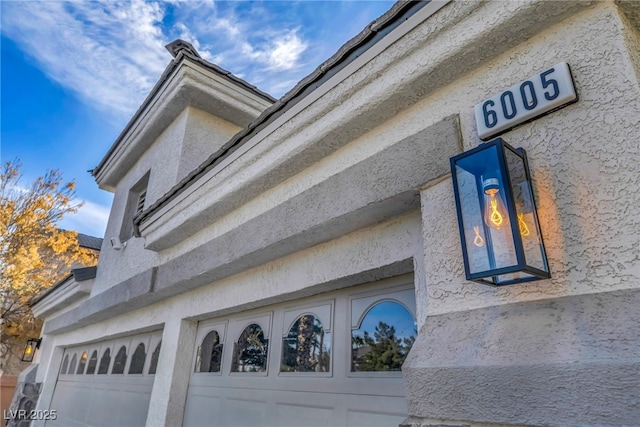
[29,266,98,307]
[133,0,428,233]
[77,233,103,251]
[91,39,276,181]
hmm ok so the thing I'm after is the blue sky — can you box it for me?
[1,0,394,238]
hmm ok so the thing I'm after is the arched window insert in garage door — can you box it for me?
[350,288,417,373]
[280,302,332,374]
[194,322,227,374]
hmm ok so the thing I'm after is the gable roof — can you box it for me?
[133,0,429,233]
[91,39,276,185]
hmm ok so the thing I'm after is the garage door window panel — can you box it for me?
[68,353,77,375]
[98,348,111,374]
[148,341,161,375]
[111,345,128,374]
[231,323,269,373]
[60,355,69,375]
[129,343,146,375]
[196,330,224,373]
[86,351,98,375]
[76,352,88,375]
[281,314,331,373]
[351,300,416,373]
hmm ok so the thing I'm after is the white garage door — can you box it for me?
[183,275,417,427]
[46,330,162,427]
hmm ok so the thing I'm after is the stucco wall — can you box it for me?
[177,107,241,183]
[418,2,639,317]
[93,107,240,296]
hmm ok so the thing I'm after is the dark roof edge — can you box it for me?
[30,266,98,308]
[133,0,429,232]
[91,45,276,180]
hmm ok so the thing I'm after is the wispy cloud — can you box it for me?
[2,1,395,120]
[59,199,111,238]
[2,1,168,118]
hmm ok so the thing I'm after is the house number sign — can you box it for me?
[475,62,578,140]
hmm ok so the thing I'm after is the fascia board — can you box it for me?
[94,61,272,191]
[32,278,92,319]
[137,1,451,248]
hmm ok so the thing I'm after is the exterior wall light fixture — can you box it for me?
[450,138,550,285]
[21,338,42,362]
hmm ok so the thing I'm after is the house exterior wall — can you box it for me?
[22,1,640,426]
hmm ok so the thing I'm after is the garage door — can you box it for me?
[46,330,162,427]
[183,275,417,427]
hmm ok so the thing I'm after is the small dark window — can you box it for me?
[68,354,77,375]
[128,343,146,375]
[86,351,98,375]
[60,355,69,375]
[111,346,127,374]
[351,301,417,372]
[148,342,161,375]
[76,352,88,374]
[231,324,268,373]
[196,331,223,373]
[98,348,111,374]
[281,314,331,373]
[120,172,150,240]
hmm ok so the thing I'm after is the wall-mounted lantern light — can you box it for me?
[21,338,42,362]
[450,138,550,286]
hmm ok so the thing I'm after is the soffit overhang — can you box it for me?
[92,55,274,192]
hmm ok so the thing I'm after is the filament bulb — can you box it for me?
[473,226,484,247]
[483,178,508,230]
[518,213,530,237]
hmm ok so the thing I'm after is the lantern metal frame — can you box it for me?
[450,138,550,286]
[21,337,42,362]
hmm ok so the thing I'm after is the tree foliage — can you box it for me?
[0,161,98,364]
[351,321,415,371]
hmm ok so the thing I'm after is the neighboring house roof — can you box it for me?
[132,1,427,233]
[29,266,97,307]
[29,233,102,308]
[77,233,103,251]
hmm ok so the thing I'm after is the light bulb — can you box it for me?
[473,226,485,247]
[518,212,530,237]
[483,178,509,230]
[25,345,33,355]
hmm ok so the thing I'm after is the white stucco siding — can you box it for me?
[419,2,640,317]
[33,211,421,405]
[177,107,241,183]
[92,111,187,296]
[93,107,240,296]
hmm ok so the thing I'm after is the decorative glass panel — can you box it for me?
[231,324,268,373]
[111,346,127,374]
[98,348,111,374]
[128,343,146,374]
[281,314,331,373]
[148,342,161,375]
[86,351,98,375]
[351,301,416,372]
[60,355,69,375]
[196,331,223,373]
[76,352,88,374]
[68,354,77,375]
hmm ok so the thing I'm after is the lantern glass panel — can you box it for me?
[453,144,517,275]
[503,146,548,274]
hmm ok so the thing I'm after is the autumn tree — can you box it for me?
[0,161,98,365]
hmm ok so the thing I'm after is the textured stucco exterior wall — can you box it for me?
[176,107,240,182]
[418,2,640,317]
[405,2,640,425]
[94,107,240,296]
